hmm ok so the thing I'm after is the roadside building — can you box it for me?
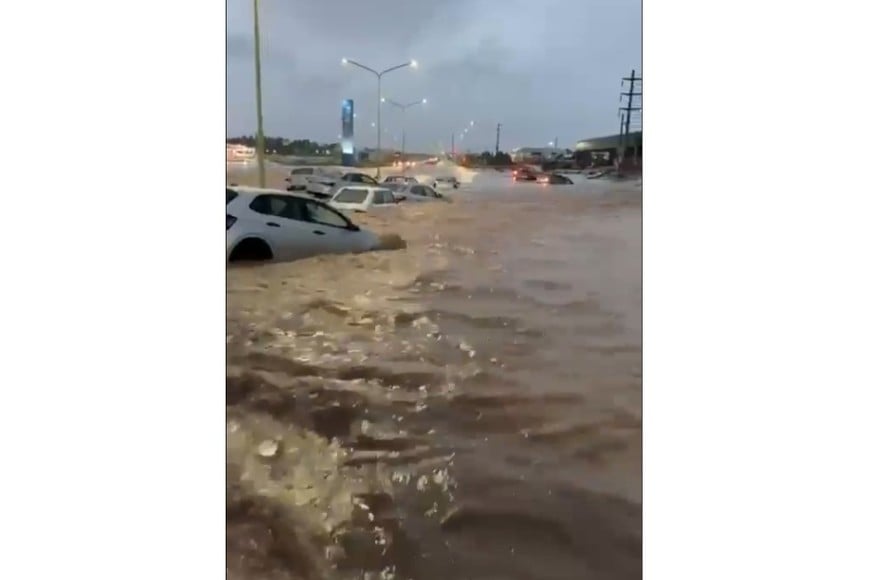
[509,147,568,164]
[574,131,642,169]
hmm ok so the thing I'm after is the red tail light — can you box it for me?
[226,215,237,230]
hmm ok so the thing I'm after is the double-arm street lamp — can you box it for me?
[342,58,418,177]
[381,97,427,162]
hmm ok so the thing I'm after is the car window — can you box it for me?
[304,201,352,228]
[359,174,378,185]
[334,188,368,203]
[250,194,286,216]
[292,167,313,175]
[409,185,425,196]
[249,194,305,221]
[276,198,307,221]
[373,189,395,205]
[227,189,238,204]
[344,174,361,183]
[407,177,418,184]
[421,185,439,197]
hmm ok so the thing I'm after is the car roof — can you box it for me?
[335,185,392,192]
[228,185,318,201]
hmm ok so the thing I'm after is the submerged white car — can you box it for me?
[431,176,460,189]
[284,167,323,191]
[226,186,381,263]
[306,171,380,198]
[394,183,451,202]
[328,186,399,213]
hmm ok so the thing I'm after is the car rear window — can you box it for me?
[226,189,238,204]
[334,188,369,203]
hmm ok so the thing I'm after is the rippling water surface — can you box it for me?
[226,166,642,580]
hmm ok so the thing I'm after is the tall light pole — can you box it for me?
[252,0,266,187]
[382,97,426,163]
[342,58,418,177]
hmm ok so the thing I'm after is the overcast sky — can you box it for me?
[227,0,641,152]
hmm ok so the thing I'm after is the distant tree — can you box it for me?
[226,136,339,156]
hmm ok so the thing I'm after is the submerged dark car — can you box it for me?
[537,173,574,185]
[512,167,538,181]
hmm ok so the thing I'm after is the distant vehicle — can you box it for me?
[284,167,322,191]
[226,186,380,263]
[381,175,419,185]
[328,186,400,213]
[395,183,451,202]
[512,167,538,181]
[586,168,613,180]
[306,171,380,198]
[537,173,574,185]
[431,176,459,189]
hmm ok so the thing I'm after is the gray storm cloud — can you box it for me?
[227,0,641,151]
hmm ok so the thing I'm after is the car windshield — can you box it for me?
[333,188,369,203]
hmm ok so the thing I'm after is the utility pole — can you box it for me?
[451,132,455,158]
[495,123,501,154]
[252,0,266,188]
[619,69,642,166]
[554,137,558,149]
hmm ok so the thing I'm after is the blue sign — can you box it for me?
[341,99,355,166]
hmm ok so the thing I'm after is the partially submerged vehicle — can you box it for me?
[327,185,400,213]
[536,173,574,185]
[394,183,451,202]
[431,176,460,189]
[381,175,419,186]
[306,170,380,198]
[226,186,380,263]
[285,167,323,191]
[512,167,538,181]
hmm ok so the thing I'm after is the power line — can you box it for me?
[618,69,642,164]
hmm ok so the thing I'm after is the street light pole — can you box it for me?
[252,0,266,188]
[342,58,418,178]
[382,97,426,163]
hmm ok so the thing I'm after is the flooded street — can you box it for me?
[227,166,642,580]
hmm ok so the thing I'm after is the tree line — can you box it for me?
[227,136,339,156]
[457,151,514,167]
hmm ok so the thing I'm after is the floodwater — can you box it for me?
[226,165,642,580]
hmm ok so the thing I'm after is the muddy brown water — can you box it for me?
[226,165,642,580]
